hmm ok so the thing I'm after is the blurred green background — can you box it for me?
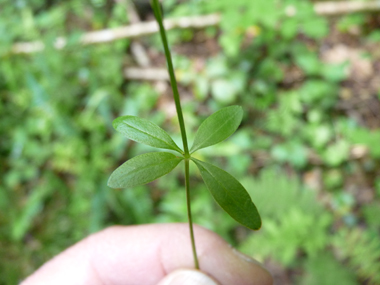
[1,0,380,284]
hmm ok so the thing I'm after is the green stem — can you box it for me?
[151,0,189,155]
[185,159,200,269]
[152,0,198,269]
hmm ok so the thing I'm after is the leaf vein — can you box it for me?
[123,157,180,175]
[192,108,239,152]
[124,122,175,149]
[200,162,252,217]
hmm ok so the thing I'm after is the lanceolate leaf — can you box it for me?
[113,116,183,153]
[108,152,183,188]
[190,106,243,153]
[192,158,261,230]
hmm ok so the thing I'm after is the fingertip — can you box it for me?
[229,247,273,285]
[157,269,219,285]
[161,224,273,285]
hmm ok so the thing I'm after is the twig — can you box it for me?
[120,0,151,67]
[11,14,221,54]
[119,0,168,95]
[314,1,380,15]
[10,1,380,54]
[124,67,168,80]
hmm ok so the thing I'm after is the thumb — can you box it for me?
[157,269,220,285]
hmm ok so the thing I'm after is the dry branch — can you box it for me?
[121,0,152,67]
[124,67,169,80]
[119,0,169,94]
[314,1,380,15]
[10,1,380,54]
[11,14,221,54]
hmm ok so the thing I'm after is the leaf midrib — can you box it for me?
[191,108,239,152]
[208,169,252,218]
[124,157,181,177]
[196,160,253,219]
[123,122,179,151]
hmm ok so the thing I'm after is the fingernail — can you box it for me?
[157,269,220,285]
[230,246,262,266]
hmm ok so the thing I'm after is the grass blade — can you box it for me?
[192,158,261,230]
[113,116,183,153]
[108,152,183,188]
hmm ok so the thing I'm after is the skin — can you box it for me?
[21,223,273,285]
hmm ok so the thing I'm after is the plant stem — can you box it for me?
[185,159,200,269]
[152,0,199,269]
[151,0,189,155]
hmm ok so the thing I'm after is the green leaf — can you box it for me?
[113,116,183,153]
[190,106,243,153]
[108,152,183,188]
[192,158,261,230]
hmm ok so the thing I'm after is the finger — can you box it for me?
[21,223,273,285]
[157,269,219,285]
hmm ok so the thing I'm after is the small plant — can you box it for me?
[107,0,261,269]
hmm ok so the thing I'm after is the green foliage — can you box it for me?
[154,174,236,243]
[362,202,380,230]
[107,2,262,271]
[192,158,261,230]
[239,169,380,285]
[343,126,380,158]
[109,103,261,229]
[112,115,183,153]
[242,169,322,219]
[271,140,308,168]
[256,208,331,265]
[173,0,352,172]
[240,169,332,265]
[199,0,328,56]
[333,229,380,284]
[11,182,54,242]
[337,14,366,34]
[301,253,358,285]
[0,2,141,282]
[108,152,183,188]
[174,55,247,104]
[1,0,380,283]
[322,139,350,167]
[190,105,243,153]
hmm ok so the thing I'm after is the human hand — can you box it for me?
[21,223,273,285]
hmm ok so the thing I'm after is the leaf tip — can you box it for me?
[253,220,262,231]
[247,209,262,231]
[235,105,244,116]
[107,180,116,189]
[230,104,243,111]
[112,116,123,131]
[107,175,120,189]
